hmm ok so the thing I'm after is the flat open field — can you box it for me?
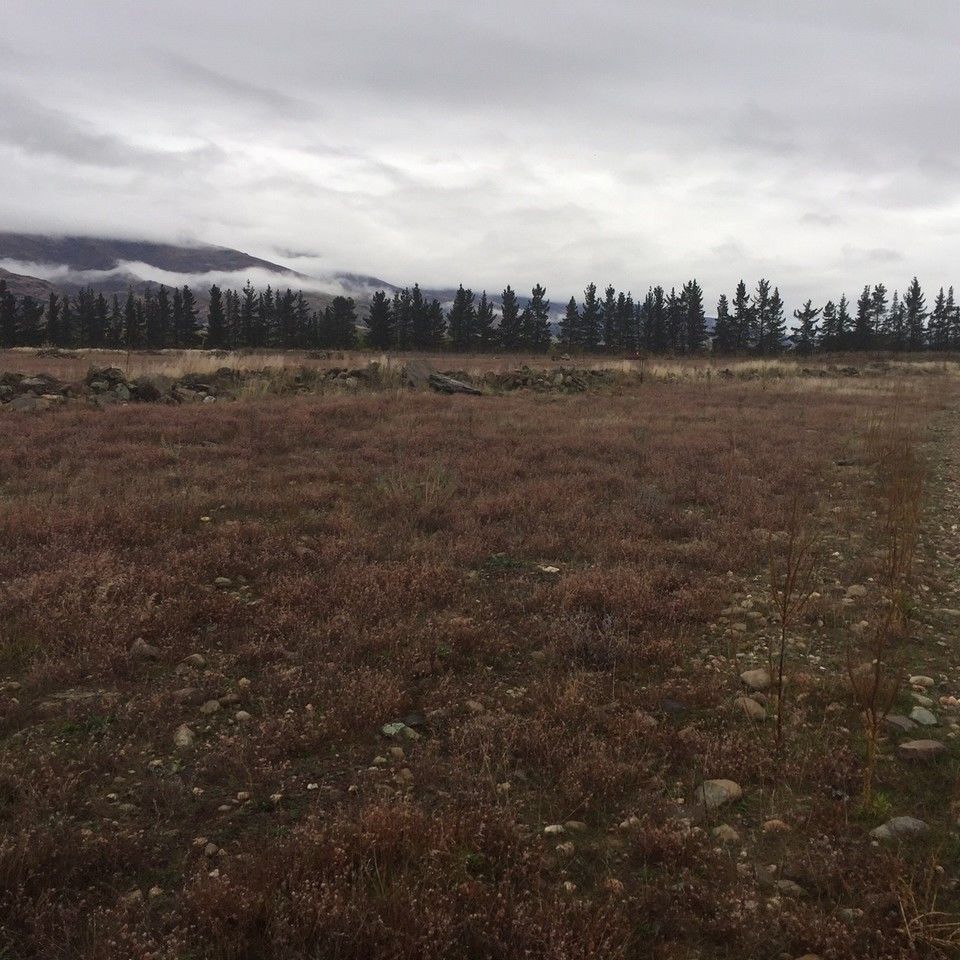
[2,353,960,959]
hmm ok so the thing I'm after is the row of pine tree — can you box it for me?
[0,275,956,354]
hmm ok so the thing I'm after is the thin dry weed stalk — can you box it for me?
[848,386,926,805]
[767,495,820,753]
[897,851,960,956]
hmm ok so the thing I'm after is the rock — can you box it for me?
[734,696,766,721]
[564,820,588,832]
[910,675,935,688]
[204,842,219,857]
[235,710,252,722]
[214,577,233,589]
[740,668,771,692]
[134,376,167,401]
[846,584,868,598]
[776,879,805,897]
[428,372,482,396]
[115,384,131,401]
[712,823,740,843]
[180,653,207,669]
[555,841,575,857]
[10,395,44,412]
[870,816,928,841]
[381,721,421,741]
[173,724,195,749]
[404,359,432,388]
[884,714,917,733]
[129,637,160,661]
[898,739,947,761]
[199,700,221,716]
[695,779,743,811]
[465,700,485,714]
[909,706,938,726]
[172,687,200,704]
[543,824,565,836]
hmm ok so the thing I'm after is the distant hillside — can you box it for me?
[0,266,56,299]
[0,232,301,276]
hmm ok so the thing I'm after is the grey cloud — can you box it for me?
[152,52,319,120]
[1,0,960,309]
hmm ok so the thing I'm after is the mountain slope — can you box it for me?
[0,266,57,299]
[0,232,299,276]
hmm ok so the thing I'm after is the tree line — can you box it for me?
[0,275,956,353]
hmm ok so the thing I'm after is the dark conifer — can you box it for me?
[792,300,821,356]
[207,285,226,348]
[366,290,394,350]
[904,277,927,350]
[498,286,521,350]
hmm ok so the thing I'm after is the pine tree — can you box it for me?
[499,286,521,350]
[903,277,927,350]
[410,284,433,349]
[207,285,226,348]
[870,284,888,343]
[155,286,171,348]
[622,293,637,352]
[560,296,580,347]
[648,286,668,351]
[124,290,141,348]
[853,285,873,350]
[294,292,311,349]
[818,300,838,350]
[665,287,684,352]
[93,293,109,348]
[447,285,476,351]
[682,279,707,352]
[887,291,906,351]
[60,294,73,347]
[602,285,617,351]
[753,280,772,354]
[836,294,852,350]
[392,289,411,349]
[947,287,960,350]
[328,296,357,348]
[475,292,496,350]
[713,294,734,353]
[427,299,446,347]
[108,294,123,347]
[579,282,601,350]
[792,300,821,356]
[929,288,949,350]
[181,286,199,347]
[0,281,15,348]
[275,289,296,348]
[44,292,60,346]
[172,287,184,348]
[765,287,786,353]
[366,290,394,349]
[731,280,752,351]
[525,284,551,351]
[239,282,256,348]
[18,296,43,347]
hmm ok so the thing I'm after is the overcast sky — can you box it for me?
[3,0,960,308]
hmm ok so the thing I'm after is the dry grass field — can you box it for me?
[1,351,960,959]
